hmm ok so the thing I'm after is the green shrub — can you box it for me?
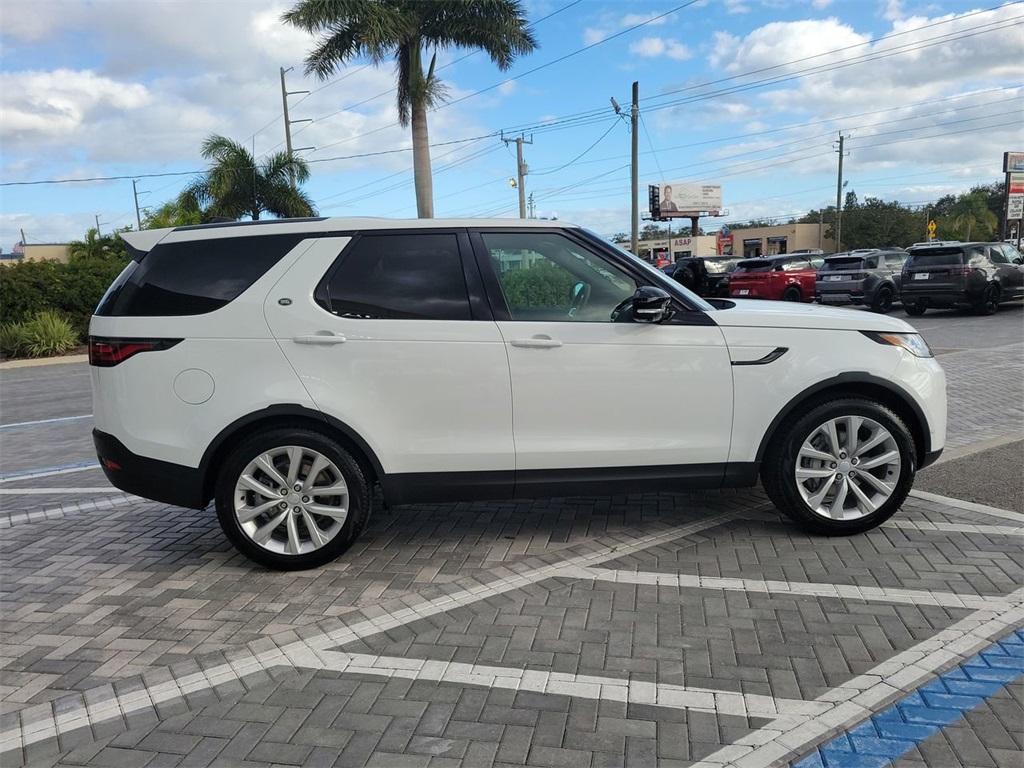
[0,322,29,357]
[501,261,576,310]
[0,255,128,337]
[0,312,79,358]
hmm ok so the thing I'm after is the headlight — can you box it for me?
[860,331,933,358]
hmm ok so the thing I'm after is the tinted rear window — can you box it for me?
[820,257,864,271]
[96,234,305,316]
[907,248,965,267]
[735,260,773,273]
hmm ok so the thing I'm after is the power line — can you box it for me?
[532,120,622,176]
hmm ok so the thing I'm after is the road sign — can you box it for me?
[927,220,937,238]
[1009,173,1024,221]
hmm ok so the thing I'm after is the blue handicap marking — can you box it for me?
[790,627,1024,767]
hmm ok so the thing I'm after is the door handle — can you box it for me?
[510,336,562,349]
[293,332,347,345]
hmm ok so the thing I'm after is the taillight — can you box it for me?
[88,337,182,367]
[950,267,973,276]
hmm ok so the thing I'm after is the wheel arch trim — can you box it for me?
[198,404,385,502]
[754,372,931,465]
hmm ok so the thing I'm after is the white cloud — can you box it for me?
[725,0,752,14]
[629,37,693,61]
[811,0,833,8]
[583,27,608,45]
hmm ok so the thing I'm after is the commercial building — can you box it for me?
[6,242,72,264]
[622,222,834,263]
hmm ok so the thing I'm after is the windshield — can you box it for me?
[591,231,715,312]
[704,258,737,273]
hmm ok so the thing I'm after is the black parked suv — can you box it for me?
[663,256,740,297]
[816,249,908,313]
[901,242,1024,316]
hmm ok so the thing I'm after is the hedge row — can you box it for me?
[0,256,128,338]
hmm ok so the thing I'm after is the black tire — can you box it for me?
[782,286,802,302]
[215,428,370,570]
[904,300,926,316]
[761,397,917,536]
[973,284,1000,315]
[870,285,894,314]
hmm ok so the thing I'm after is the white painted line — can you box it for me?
[565,567,1014,610]
[884,518,1024,536]
[0,464,99,483]
[0,487,118,495]
[312,650,829,717]
[0,510,742,751]
[909,489,1024,522]
[689,587,1024,767]
[0,414,92,430]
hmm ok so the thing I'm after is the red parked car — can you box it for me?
[728,254,825,302]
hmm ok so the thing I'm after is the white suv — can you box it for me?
[90,219,946,569]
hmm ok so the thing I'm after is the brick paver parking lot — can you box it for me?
[2,306,1022,767]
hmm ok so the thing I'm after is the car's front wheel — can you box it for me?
[215,428,370,569]
[761,398,916,535]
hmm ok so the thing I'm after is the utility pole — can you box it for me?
[95,214,103,237]
[818,209,823,251]
[527,192,536,219]
[279,66,313,188]
[631,81,639,256]
[19,228,26,246]
[132,179,144,229]
[502,132,532,219]
[834,132,846,252]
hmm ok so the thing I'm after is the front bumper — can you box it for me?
[93,429,207,509]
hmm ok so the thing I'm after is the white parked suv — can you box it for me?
[91,219,946,569]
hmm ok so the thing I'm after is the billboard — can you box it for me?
[1009,172,1024,220]
[649,183,722,218]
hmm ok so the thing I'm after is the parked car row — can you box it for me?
[662,242,1024,316]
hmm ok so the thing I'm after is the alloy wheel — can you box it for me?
[233,446,349,555]
[794,416,901,520]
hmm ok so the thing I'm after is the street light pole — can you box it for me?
[834,132,845,252]
[133,179,143,229]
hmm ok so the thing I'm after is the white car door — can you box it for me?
[264,231,514,495]
[472,229,733,484]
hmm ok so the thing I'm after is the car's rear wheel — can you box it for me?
[973,284,1000,315]
[215,428,369,569]
[871,285,894,313]
[761,398,916,535]
[782,286,802,302]
[904,300,926,316]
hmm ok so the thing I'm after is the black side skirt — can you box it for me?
[382,462,759,505]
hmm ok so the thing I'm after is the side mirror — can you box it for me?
[611,286,674,323]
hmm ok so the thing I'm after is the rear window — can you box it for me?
[735,260,773,273]
[907,248,965,267]
[96,234,305,316]
[820,257,864,271]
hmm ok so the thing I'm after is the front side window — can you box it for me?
[885,253,907,269]
[482,232,636,322]
[782,259,810,271]
[322,234,471,320]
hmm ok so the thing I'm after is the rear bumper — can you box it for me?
[900,288,974,307]
[93,429,207,509]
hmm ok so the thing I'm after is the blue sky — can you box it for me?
[1,0,1020,248]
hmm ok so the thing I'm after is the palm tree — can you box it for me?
[950,191,998,241]
[69,228,111,260]
[283,0,536,218]
[179,135,316,221]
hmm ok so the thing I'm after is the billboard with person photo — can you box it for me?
[649,183,722,218]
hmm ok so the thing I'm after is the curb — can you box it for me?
[0,353,88,370]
